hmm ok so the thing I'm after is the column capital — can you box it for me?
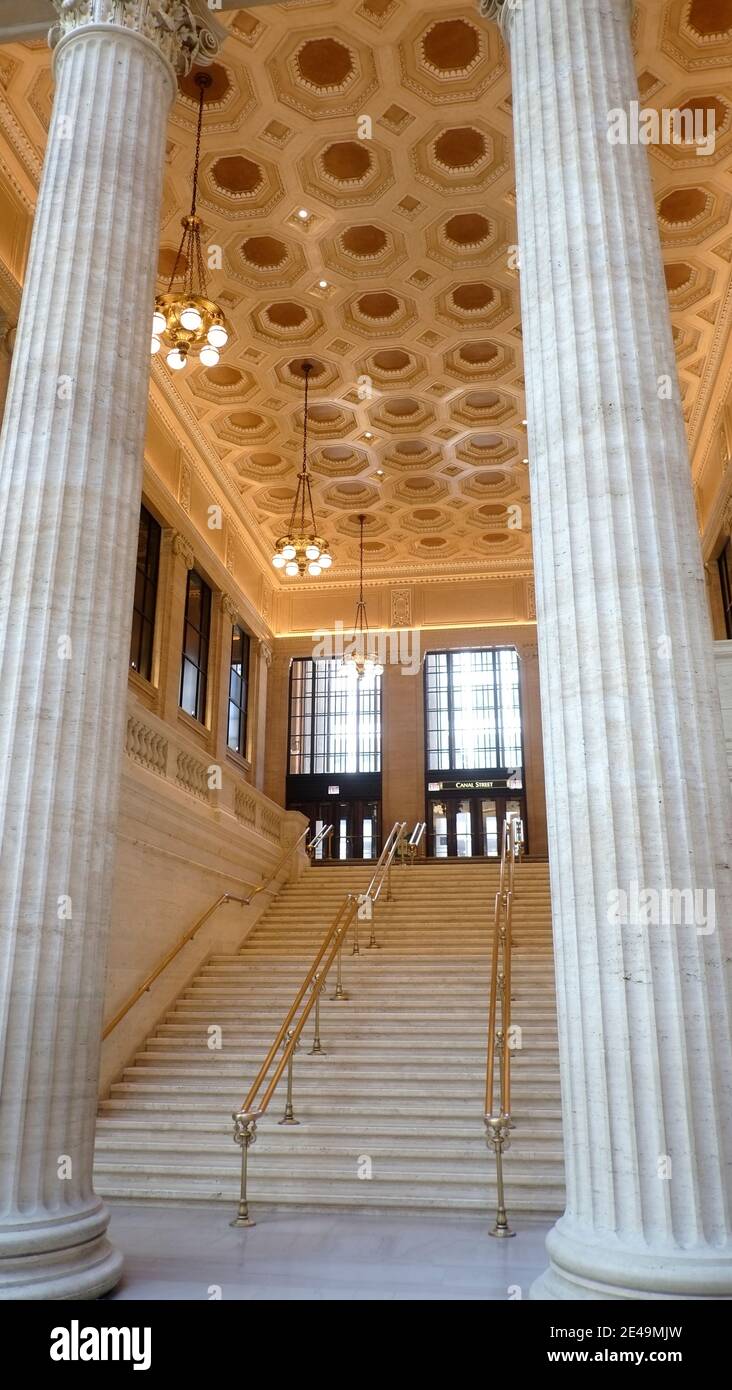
[0,310,15,357]
[171,531,194,571]
[477,0,513,38]
[478,0,634,41]
[49,0,223,75]
[221,593,238,624]
[258,640,273,668]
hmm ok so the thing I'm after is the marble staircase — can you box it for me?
[95,859,565,1216]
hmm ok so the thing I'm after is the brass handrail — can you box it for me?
[397,820,426,863]
[102,823,332,1039]
[355,819,407,949]
[230,891,360,1226]
[484,814,523,1237]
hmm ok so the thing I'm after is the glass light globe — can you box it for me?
[151,336,161,355]
[282,543,297,560]
[285,561,299,576]
[152,310,166,336]
[319,552,332,569]
[167,348,187,370]
[272,553,286,569]
[308,561,322,576]
[199,345,220,367]
[180,305,202,331]
[373,663,384,677]
[305,543,320,561]
[207,324,228,349]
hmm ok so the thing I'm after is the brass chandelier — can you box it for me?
[344,513,383,679]
[151,72,228,371]
[272,362,333,577]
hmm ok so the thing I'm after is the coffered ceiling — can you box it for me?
[1,0,731,598]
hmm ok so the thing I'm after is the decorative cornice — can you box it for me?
[171,531,194,570]
[49,0,223,75]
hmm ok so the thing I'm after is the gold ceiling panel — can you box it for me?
[0,0,731,593]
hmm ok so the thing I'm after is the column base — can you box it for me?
[530,1219,732,1301]
[0,1201,123,1300]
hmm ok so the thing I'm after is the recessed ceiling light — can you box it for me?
[364,431,373,439]
[375,468,385,478]
[522,457,529,464]
[318,279,328,289]
[297,208,309,221]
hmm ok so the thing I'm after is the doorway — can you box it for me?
[428,794,524,858]
[290,798,382,861]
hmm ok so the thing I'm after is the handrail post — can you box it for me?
[330,936,349,1000]
[308,972,326,1055]
[485,1116,513,1239]
[484,815,522,1240]
[278,1029,300,1125]
[230,1113,257,1228]
[365,906,380,949]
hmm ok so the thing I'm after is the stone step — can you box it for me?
[95,1175,564,1214]
[95,1113,563,1139]
[109,1077,561,1102]
[91,1162,561,1195]
[151,1025,558,1043]
[131,1049,559,1074]
[99,1093,561,1119]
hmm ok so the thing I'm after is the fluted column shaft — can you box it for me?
[0,22,176,1297]
[484,0,732,1298]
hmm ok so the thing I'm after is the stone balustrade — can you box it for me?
[124,692,291,847]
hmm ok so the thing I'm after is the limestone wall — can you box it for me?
[101,690,307,1096]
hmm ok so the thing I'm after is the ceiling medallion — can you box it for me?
[343,513,383,680]
[272,362,333,577]
[151,73,229,371]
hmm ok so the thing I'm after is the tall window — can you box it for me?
[129,505,160,681]
[179,569,211,724]
[425,648,523,771]
[288,659,381,774]
[228,624,250,757]
[719,540,732,640]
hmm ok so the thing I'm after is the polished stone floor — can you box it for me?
[102,1202,552,1300]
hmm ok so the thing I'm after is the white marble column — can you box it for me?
[482,0,732,1299]
[0,2,220,1298]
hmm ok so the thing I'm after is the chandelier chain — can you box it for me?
[152,70,227,373]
